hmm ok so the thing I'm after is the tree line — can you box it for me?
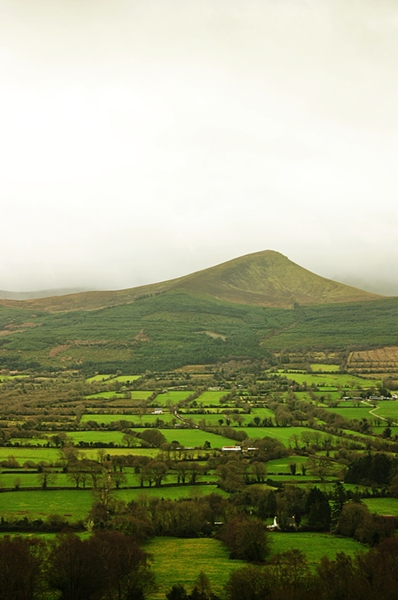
[0,531,154,600]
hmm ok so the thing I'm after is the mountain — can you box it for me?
[0,251,395,374]
[0,251,382,312]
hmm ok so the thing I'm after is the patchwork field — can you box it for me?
[0,358,397,599]
[179,407,275,427]
[275,371,381,389]
[0,485,226,524]
[0,446,159,464]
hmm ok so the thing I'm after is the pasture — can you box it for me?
[270,532,364,563]
[0,489,93,522]
[0,446,160,464]
[0,447,62,464]
[60,430,126,445]
[146,531,365,599]
[150,391,193,406]
[194,391,229,405]
[0,485,226,524]
[179,412,237,427]
[310,364,340,372]
[362,497,398,516]
[146,537,243,599]
[267,455,310,474]
[240,426,319,447]
[371,401,398,422]
[149,429,236,448]
[112,375,141,383]
[326,406,376,421]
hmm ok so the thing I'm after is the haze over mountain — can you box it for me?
[0,2,397,299]
[0,288,88,301]
[0,251,383,312]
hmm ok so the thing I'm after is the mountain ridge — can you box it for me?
[0,250,383,312]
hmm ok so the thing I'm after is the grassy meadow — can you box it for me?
[145,532,365,599]
[146,537,244,599]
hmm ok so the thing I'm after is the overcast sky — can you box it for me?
[1,0,397,294]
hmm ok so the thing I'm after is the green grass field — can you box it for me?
[0,489,93,521]
[0,471,72,489]
[145,531,365,599]
[266,455,310,474]
[326,406,376,421]
[146,537,244,599]
[112,375,141,383]
[150,391,193,406]
[0,485,225,524]
[194,391,229,405]
[118,485,226,503]
[362,497,398,516]
[373,426,398,436]
[0,447,63,464]
[371,401,398,422]
[270,532,364,564]
[239,426,320,447]
[60,431,126,445]
[151,429,237,448]
[179,412,236,426]
[0,446,160,464]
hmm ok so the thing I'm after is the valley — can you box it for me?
[0,250,397,598]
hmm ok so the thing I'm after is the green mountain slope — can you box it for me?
[171,250,382,307]
[0,251,395,373]
[0,251,382,312]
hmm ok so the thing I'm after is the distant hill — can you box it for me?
[0,251,382,312]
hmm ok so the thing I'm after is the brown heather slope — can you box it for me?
[0,250,383,312]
